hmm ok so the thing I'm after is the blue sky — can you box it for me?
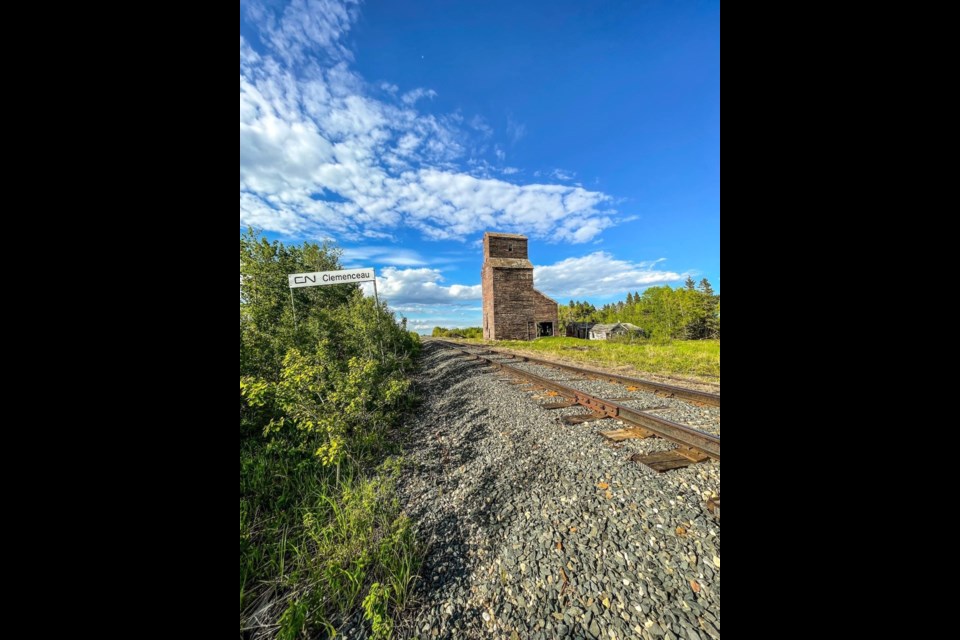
[240,0,720,333]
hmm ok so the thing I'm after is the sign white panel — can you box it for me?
[288,268,376,288]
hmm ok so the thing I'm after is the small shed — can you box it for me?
[588,322,645,341]
[566,322,595,339]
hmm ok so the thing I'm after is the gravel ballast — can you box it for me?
[394,342,721,640]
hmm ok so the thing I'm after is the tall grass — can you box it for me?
[476,336,721,380]
[240,445,421,639]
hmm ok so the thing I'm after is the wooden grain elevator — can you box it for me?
[481,232,559,341]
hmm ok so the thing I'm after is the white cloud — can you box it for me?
[253,0,361,65]
[240,0,626,245]
[534,252,686,298]
[469,115,493,137]
[551,168,576,181]
[380,82,398,94]
[400,170,616,243]
[494,145,506,161]
[240,36,260,65]
[240,192,310,235]
[401,88,438,105]
[363,267,482,305]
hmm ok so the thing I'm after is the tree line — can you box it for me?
[431,326,483,338]
[560,278,720,340]
[429,278,720,342]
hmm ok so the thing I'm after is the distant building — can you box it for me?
[587,322,646,341]
[566,322,595,339]
[482,233,559,341]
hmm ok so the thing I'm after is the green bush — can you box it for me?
[240,230,422,638]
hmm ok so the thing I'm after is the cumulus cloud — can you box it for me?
[240,192,310,235]
[399,170,616,243]
[365,267,482,305]
[251,0,361,65]
[534,252,687,298]
[240,1,625,245]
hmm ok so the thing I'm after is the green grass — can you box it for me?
[240,445,421,639]
[468,336,721,380]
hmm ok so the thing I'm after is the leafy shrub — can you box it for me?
[240,230,422,638]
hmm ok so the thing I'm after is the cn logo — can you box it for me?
[294,276,317,285]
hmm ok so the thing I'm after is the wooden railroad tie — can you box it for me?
[630,448,711,473]
[600,427,655,442]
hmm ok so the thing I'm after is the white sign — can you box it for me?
[289,268,376,288]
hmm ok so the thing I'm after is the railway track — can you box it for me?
[445,342,720,407]
[434,340,721,473]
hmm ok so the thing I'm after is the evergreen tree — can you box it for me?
[699,278,715,296]
[685,276,697,291]
[697,279,719,338]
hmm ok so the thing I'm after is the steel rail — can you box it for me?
[438,341,721,460]
[443,342,720,407]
